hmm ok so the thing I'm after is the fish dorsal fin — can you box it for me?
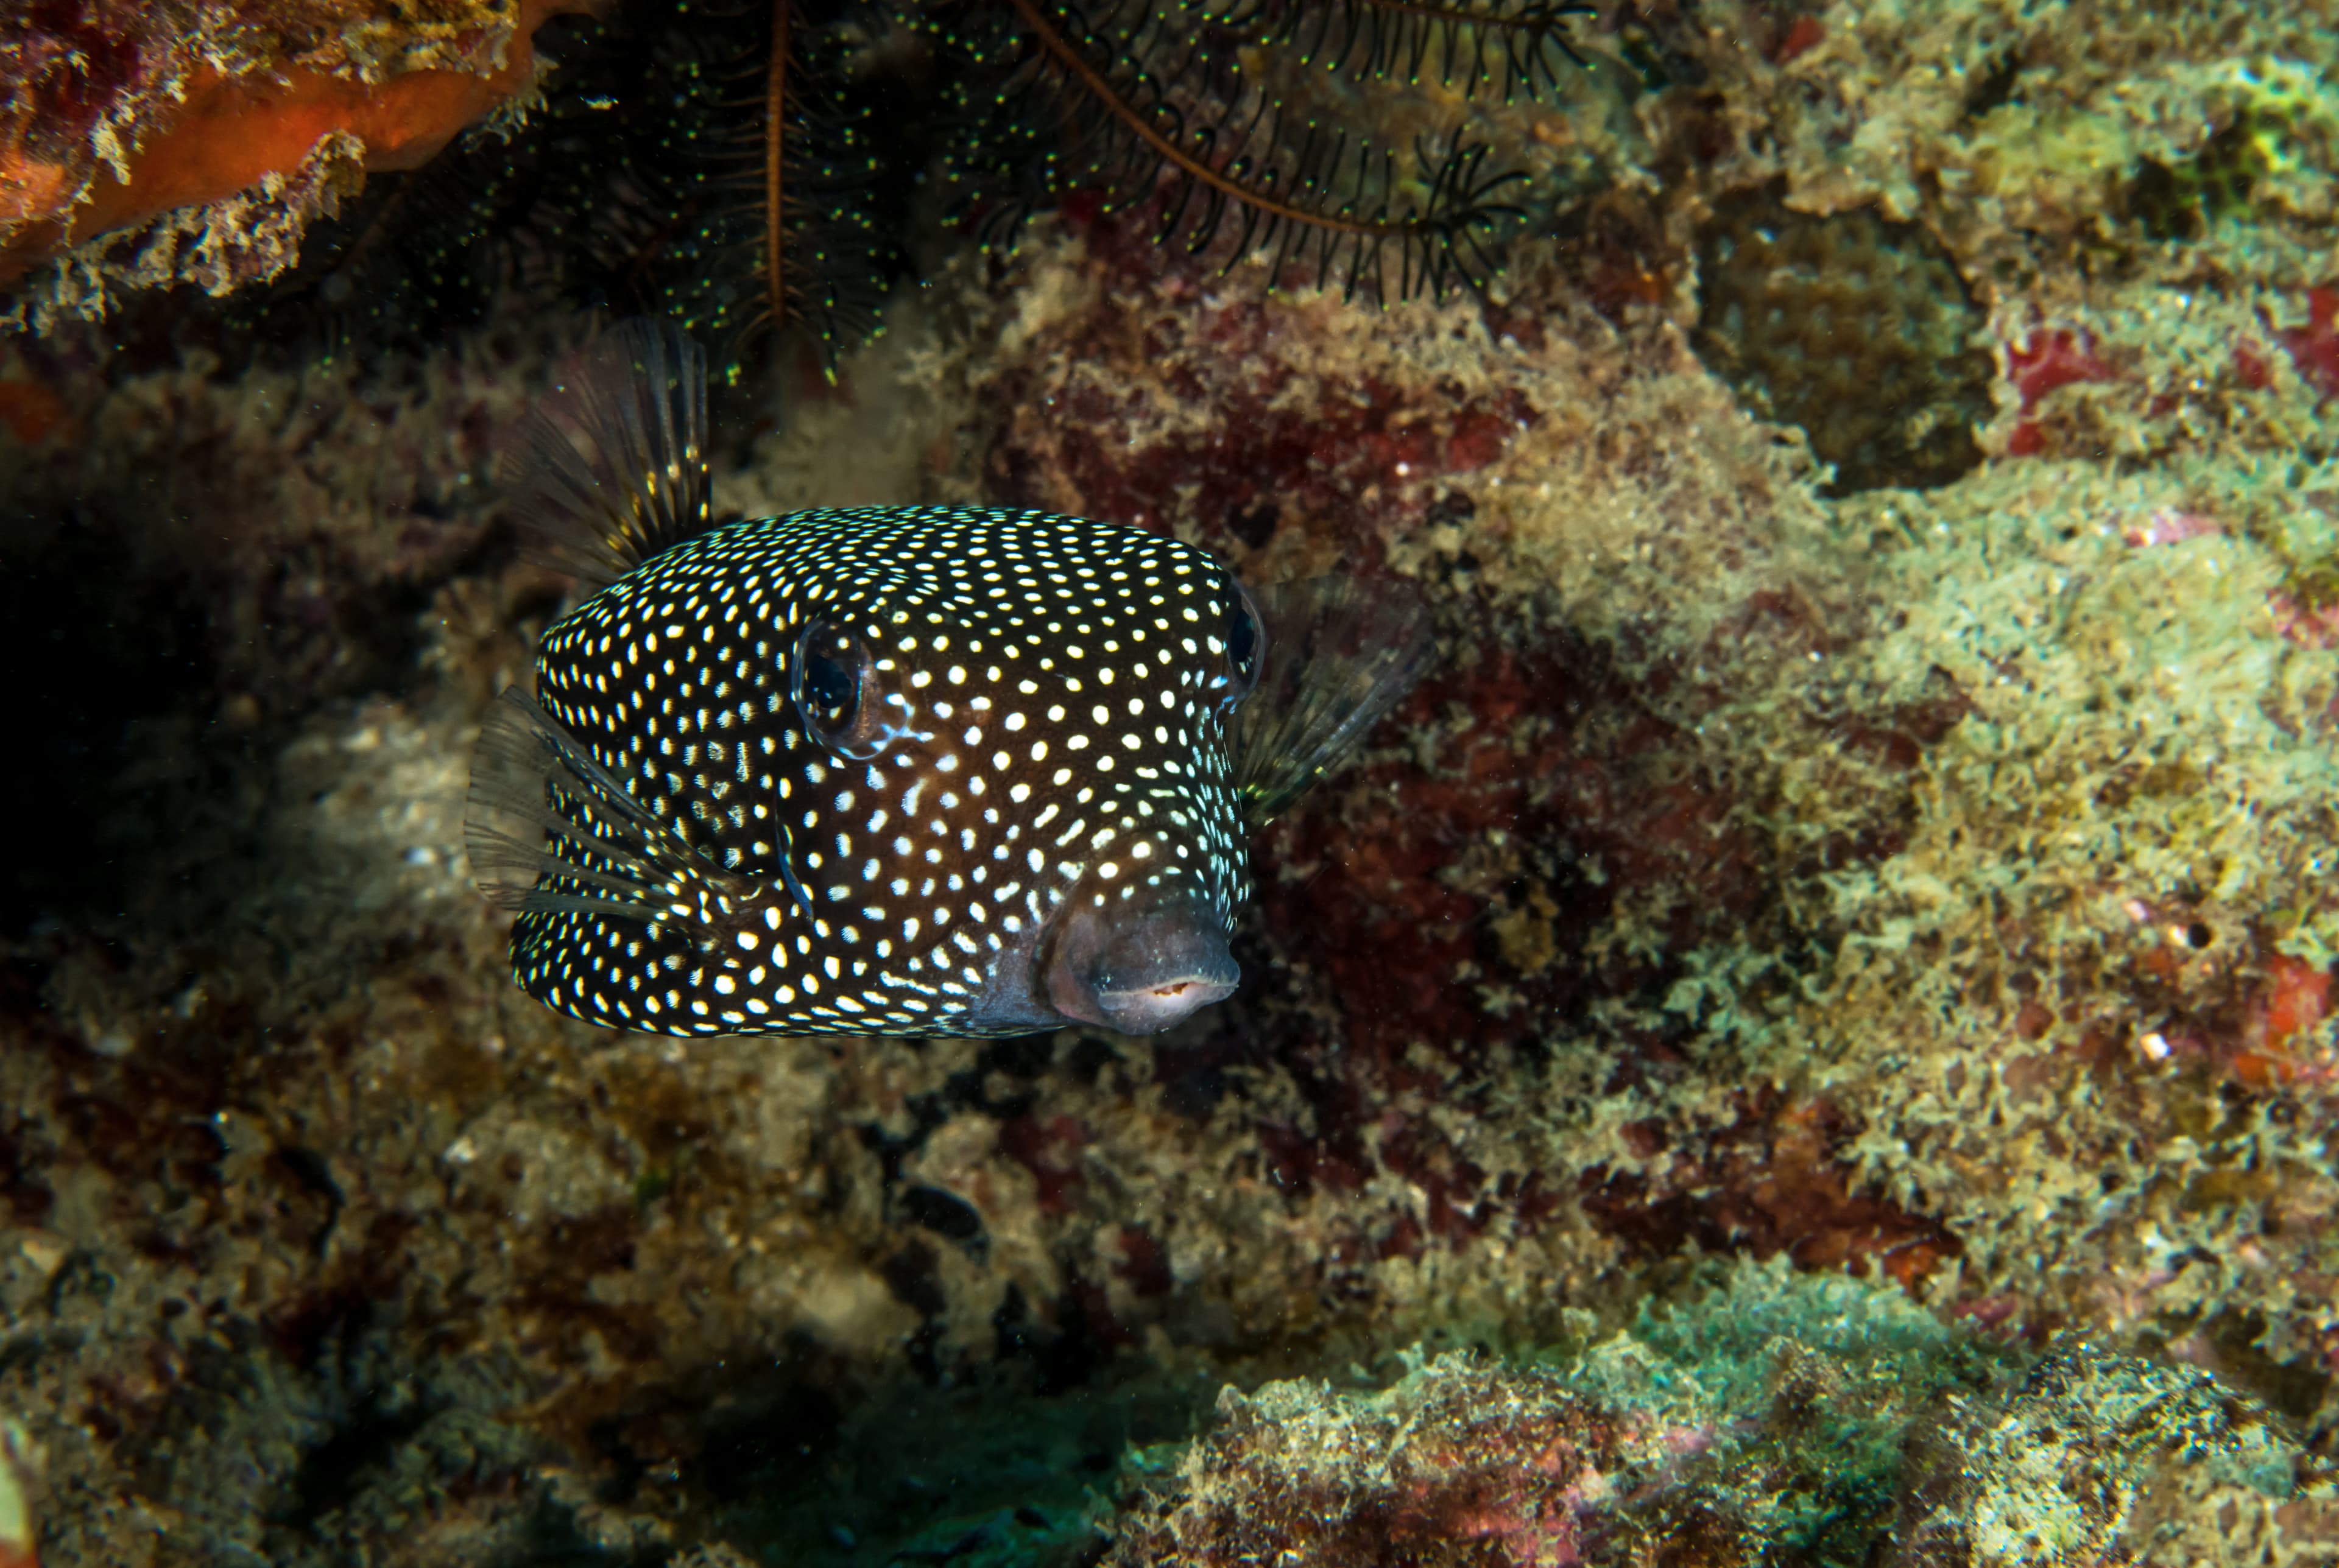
[1235,577,1436,828]
[503,318,712,591]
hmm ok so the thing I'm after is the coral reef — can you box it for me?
[1887,1343,2333,1567]
[1107,1265,2335,1568]
[1,0,2338,1560]
[946,0,2339,1410]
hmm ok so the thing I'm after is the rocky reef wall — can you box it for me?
[1,0,2335,1562]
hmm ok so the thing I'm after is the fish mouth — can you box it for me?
[1037,882,1239,1035]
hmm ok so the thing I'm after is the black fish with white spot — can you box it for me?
[466,320,1432,1038]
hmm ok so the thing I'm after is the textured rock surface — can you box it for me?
[1108,1268,2337,1568]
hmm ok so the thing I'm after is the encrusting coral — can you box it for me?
[1692,185,1994,494]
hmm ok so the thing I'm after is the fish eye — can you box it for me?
[792,618,890,758]
[1219,581,1265,707]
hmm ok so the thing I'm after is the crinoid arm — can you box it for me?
[615,0,892,371]
[956,0,1529,302]
[1206,0,1596,102]
[501,317,713,591]
[1234,575,1436,826]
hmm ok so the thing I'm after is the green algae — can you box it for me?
[1565,1260,2022,1567]
[1446,424,2339,1393]
[1569,1257,2003,1421]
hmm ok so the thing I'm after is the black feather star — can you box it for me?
[205,0,895,373]
[214,0,1595,369]
[1204,0,1595,101]
[944,0,1545,302]
[621,0,892,365]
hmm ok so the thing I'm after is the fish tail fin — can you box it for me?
[502,318,713,591]
[465,687,751,937]
[1235,577,1436,827]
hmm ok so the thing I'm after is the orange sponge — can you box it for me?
[1,0,593,289]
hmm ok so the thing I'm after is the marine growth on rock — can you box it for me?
[2,0,2338,1563]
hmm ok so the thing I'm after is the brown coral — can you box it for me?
[1693,186,1993,494]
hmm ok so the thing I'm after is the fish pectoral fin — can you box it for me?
[465,686,754,941]
[502,318,715,591]
[1233,575,1436,827]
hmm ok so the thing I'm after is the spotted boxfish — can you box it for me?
[466,320,1431,1038]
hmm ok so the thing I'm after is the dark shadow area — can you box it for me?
[0,502,217,934]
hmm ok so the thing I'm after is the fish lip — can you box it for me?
[1035,884,1240,1035]
[1049,965,1240,1036]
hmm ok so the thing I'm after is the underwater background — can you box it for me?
[3,0,2339,1562]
